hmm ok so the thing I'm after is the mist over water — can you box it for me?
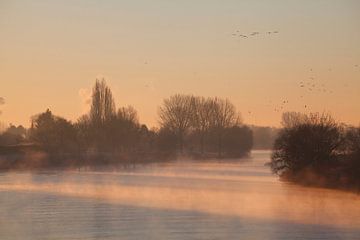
[0,150,359,239]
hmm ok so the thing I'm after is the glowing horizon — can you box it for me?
[1,0,359,128]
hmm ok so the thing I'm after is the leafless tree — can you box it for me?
[191,97,213,155]
[158,94,194,153]
[208,97,240,157]
[90,78,116,125]
[117,105,139,125]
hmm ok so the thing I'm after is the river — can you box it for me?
[0,150,359,239]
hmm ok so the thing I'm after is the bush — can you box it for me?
[271,112,360,190]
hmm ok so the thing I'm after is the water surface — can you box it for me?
[0,150,359,239]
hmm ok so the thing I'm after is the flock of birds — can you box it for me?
[247,64,359,116]
[299,69,334,95]
[229,28,359,117]
[142,29,359,117]
[231,30,279,39]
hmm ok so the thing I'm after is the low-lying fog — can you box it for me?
[0,150,359,239]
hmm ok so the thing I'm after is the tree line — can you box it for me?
[270,112,360,191]
[158,94,253,158]
[0,79,253,169]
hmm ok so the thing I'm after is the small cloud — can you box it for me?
[79,88,91,102]
[78,88,92,113]
[0,97,5,105]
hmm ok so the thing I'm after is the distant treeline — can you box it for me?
[0,79,253,170]
[270,112,360,191]
[250,126,279,149]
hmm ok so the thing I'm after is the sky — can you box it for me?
[1,0,360,128]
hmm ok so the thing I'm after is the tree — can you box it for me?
[158,94,194,153]
[0,124,27,145]
[86,79,116,151]
[90,78,116,125]
[30,109,77,165]
[343,127,360,187]
[270,112,343,180]
[117,105,139,124]
[208,97,240,157]
[108,105,140,152]
[156,127,178,158]
[223,126,253,157]
[191,97,213,155]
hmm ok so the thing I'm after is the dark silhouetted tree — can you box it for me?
[270,112,343,181]
[0,124,26,145]
[342,127,360,187]
[90,78,116,125]
[159,94,194,153]
[191,97,213,155]
[223,126,253,157]
[208,97,240,157]
[30,109,77,165]
[156,127,178,158]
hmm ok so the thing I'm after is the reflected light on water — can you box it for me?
[0,151,359,230]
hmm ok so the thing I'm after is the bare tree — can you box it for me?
[117,105,139,124]
[191,97,213,155]
[90,78,116,125]
[208,97,240,157]
[271,112,343,178]
[158,94,194,153]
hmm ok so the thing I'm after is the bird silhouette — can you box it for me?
[231,30,279,39]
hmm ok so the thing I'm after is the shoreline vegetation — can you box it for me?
[0,79,254,170]
[270,112,360,192]
[1,80,358,193]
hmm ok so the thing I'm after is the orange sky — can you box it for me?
[1,0,360,128]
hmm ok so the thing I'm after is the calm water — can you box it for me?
[0,150,359,240]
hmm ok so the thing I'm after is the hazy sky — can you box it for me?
[1,0,359,128]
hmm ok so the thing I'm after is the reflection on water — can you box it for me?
[0,150,359,239]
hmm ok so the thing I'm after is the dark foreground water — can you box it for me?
[0,150,359,240]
